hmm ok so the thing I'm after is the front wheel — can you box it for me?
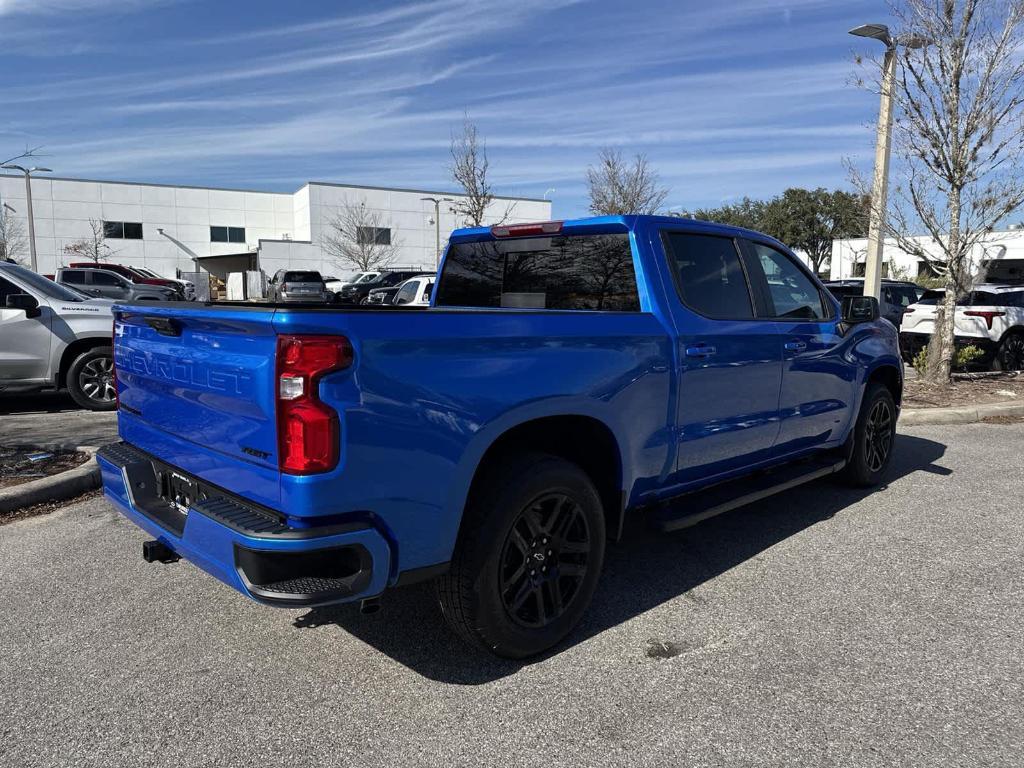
[437,453,606,658]
[840,383,896,487]
[66,346,117,411]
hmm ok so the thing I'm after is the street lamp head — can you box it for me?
[898,33,932,49]
[29,167,53,174]
[849,23,893,46]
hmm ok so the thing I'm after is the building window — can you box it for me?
[104,221,143,239]
[211,226,246,244]
[356,226,391,245]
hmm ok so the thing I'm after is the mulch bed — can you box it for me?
[0,447,90,490]
[903,372,1024,409]
[0,488,103,526]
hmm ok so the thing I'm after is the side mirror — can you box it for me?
[6,293,41,318]
[841,295,880,324]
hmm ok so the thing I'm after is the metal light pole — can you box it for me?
[849,24,931,299]
[1,164,52,272]
[421,196,454,269]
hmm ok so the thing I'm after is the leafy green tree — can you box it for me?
[691,197,769,231]
[763,188,869,276]
[691,188,868,276]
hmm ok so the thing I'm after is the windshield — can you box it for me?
[355,273,378,283]
[2,264,85,302]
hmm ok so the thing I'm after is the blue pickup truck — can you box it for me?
[99,215,902,658]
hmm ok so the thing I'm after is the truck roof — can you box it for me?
[449,214,791,251]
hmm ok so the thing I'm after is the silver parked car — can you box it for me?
[0,262,117,410]
[268,269,329,303]
[56,267,177,302]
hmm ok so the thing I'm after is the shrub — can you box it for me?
[912,344,984,375]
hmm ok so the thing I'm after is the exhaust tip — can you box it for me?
[359,597,381,615]
[142,540,180,564]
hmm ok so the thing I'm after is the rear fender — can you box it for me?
[444,397,629,536]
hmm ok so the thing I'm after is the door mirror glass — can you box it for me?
[841,295,879,324]
[6,293,41,318]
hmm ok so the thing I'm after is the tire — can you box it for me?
[840,383,897,488]
[66,346,117,411]
[359,297,370,306]
[993,332,1024,372]
[437,453,606,659]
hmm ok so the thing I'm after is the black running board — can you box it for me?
[652,457,847,532]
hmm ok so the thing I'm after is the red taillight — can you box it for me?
[276,335,353,474]
[964,310,1005,329]
[490,221,563,238]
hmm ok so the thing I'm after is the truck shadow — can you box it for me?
[293,433,949,685]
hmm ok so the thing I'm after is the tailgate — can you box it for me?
[114,305,280,486]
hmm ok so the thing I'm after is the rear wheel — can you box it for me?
[66,346,117,411]
[840,383,896,487]
[437,453,606,658]
[993,332,1024,372]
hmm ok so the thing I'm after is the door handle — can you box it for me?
[685,345,717,358]
[784,340,807,352]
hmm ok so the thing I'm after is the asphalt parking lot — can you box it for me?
[0,393,119,448]
[1,421,1022,767]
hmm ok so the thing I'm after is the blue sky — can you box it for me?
[0,0,892,217]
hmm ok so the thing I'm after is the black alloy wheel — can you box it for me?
[863,398,894,473]
[998,334,1024,371]
[499,493,591,629]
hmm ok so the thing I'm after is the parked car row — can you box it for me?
[267,268,436,306]
[822,278,1024,371]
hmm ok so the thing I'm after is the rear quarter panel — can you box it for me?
[273,309,674,575]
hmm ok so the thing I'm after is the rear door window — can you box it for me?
[662,232,754,319]
[436,233,640,311]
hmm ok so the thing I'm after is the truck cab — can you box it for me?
[98,215,902,657]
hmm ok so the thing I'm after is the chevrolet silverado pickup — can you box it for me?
[99,215,903,658]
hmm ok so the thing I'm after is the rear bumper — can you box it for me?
[898,331,999,366]
[98,442,392,607]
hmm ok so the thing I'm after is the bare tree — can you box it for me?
[855,0,1024,383]
[322,198,402,272]
[449,118,513,226]
[0,206,27,263]
[62,219,111,263]
[586,148,669,215]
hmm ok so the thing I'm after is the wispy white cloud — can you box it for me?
[0,0,883,213]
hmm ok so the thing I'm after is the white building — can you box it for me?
[0,175,551,279]
[830,230,1024,283]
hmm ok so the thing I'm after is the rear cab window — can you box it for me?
[283,271,322,283]
[435,233,640,311]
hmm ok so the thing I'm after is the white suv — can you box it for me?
[899,284,1024,370]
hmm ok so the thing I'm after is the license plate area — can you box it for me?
[160,469,199,515]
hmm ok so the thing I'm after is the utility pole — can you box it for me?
[849,23,931,299]
[421,196,454,269]
[1,164,52,272]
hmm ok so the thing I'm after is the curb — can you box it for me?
[901,401,1024,426]
[0,445,102,514]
